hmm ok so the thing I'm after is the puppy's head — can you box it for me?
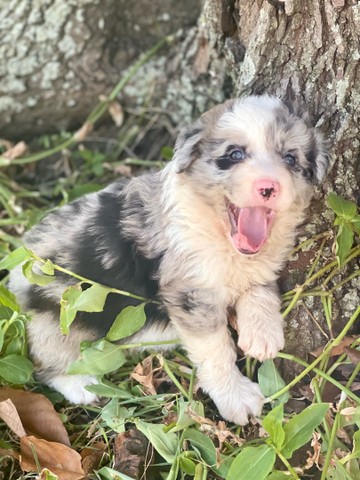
[173,95,331,256]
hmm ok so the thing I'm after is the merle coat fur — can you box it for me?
[9,95,330,425]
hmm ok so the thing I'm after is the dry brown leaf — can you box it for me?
[131,355,164,395]
[80,441,106,475]
[310,336,359,358]
[305,432,323,470]
[74,122,93,141]
[0,387,70,446]
[113,429,148,479]
[20,436,85,480]
[344,346,360,365]
[0,399,26,438]
[108,100,124,127]
[2,141,27,160]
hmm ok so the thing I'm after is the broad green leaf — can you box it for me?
[161,146,174,160]
[97,466,136,480]
[282,403,329,459]
[60,284,82,334]
[73,283,109,312]
[180,456,196,475]
[67,339,126,375]
[41,259,55,275]
[22,259,56,286]
[262,404,285,450]
[0,354,34,383]
[183,429,233,477]
[170,398,205,433]
[0,246,30,271]
[327,193,357,220]
[106,303,146,341]
[134,419,178,463]
[101,398,135,433]
[0,285,20,311]
[258,360,289,404]
[351,216,360,235]
[226,445,276,480]
[336,223,354,267]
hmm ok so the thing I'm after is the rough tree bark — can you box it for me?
[0,0,201,138]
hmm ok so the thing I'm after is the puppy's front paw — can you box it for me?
[238,317,284,361]
[210,374,265,425]
[48,374,99,404]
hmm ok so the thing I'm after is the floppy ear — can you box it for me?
[173,120,204,174]
[313,130,332,183]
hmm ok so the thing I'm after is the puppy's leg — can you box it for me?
[27,311,99,403]
[165,291,264,425]
[236,284,285,361]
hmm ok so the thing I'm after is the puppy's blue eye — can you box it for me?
[230,149,246,161]
[284,153,297,167]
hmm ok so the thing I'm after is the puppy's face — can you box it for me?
[173,96,330,255]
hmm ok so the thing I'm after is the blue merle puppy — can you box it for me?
[9,95,330,425]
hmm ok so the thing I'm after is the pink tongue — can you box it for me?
[235,207,268,253]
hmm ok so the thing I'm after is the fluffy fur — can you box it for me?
[9,95,330,424]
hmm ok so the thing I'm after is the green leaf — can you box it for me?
[86,379,134,399]
[226,445,276,480]
[0,285,20,311]
[183,429,233,477]
[258,360,289,405]
[351,216,360,235]
[97,466,136,480]
[262,404,285,450]
[73,283,110,312]
[0,246,30,271]
[336,223,354,267]
[60,284,82,334]
[170,398,205,432]
[327,193,357,220]
[41,259,55,275]
[0,354,34,383]
[281,403,329,459]
[106,303,146,341]
[180,456,196,475]
[101,398,135,433]
[67,339,126,375]
[38,469,58,480]
[134,419,178,463]
[161,146,174,161]
[22,259,56,286]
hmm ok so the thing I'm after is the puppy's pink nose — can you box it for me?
[254,179,280,201]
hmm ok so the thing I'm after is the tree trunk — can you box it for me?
[0,0,201,138]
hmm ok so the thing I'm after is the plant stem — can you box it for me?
[271,306,360,401]
[276,449,301,480]
[161,356,189,399]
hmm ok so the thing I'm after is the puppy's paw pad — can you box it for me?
[48,374,99,404]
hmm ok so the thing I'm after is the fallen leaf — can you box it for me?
[108,101,124,127]
[311,336,359,358]
[344,347,360,365]
[20,436,85,480]
[0,387,70,446]
[305,432,323,470]
[131,355,165,395]
[0,399,26,437]
[2,141,27,160]
[74,122,93,141]
[113,429,149,478]
[80,441,106,475]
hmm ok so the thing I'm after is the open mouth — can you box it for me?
[225,198,276,255]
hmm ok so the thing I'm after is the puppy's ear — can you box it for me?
[313,131,332,183]
[173,120,204,174]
